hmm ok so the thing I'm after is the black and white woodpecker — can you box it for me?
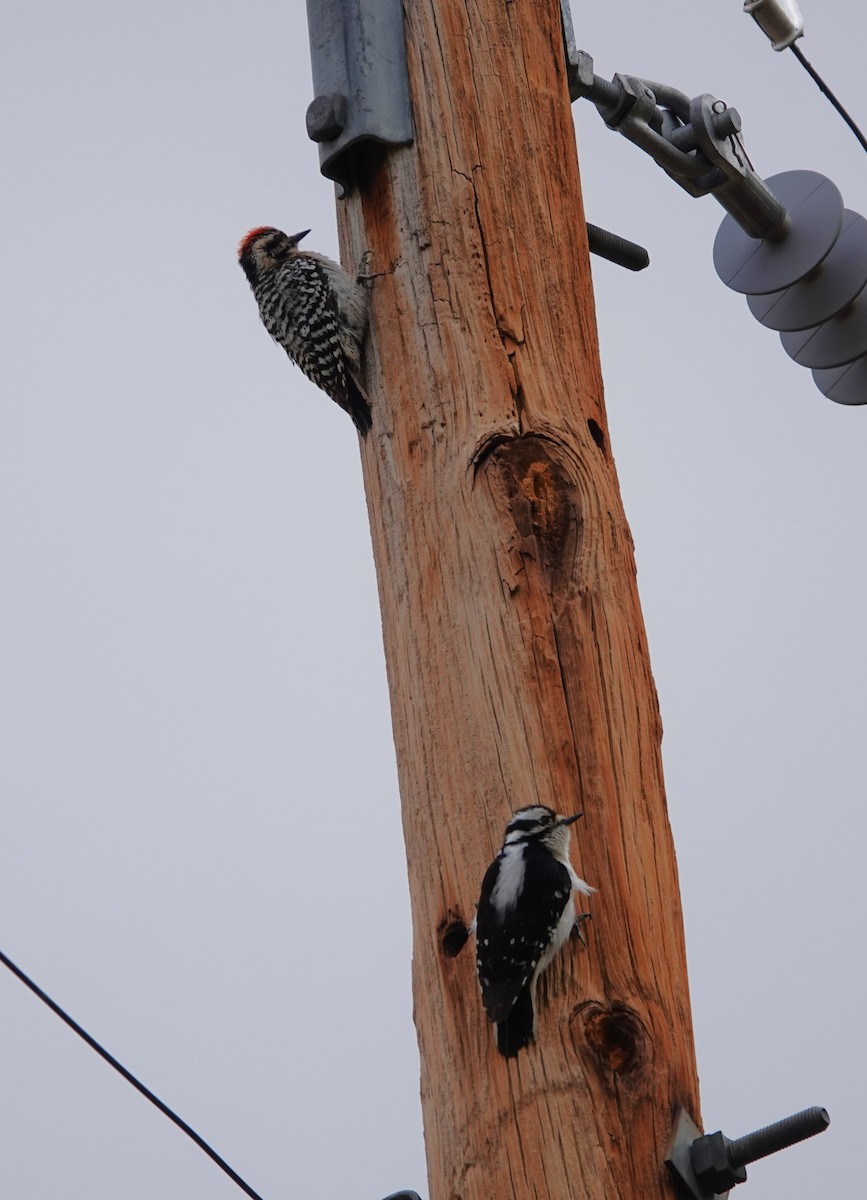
[238,227,372,435]
[472,805,596,1058]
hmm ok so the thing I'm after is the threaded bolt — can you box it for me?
[586,74,623,109]
[586,223,649,272]
[728,1106,830,1169]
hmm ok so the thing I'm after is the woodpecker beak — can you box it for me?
[290,229,311,244]
[558,812,583,826]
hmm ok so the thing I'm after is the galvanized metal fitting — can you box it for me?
[745,0,805,51]
[559,0,786,240]
[666,1105,830,1199]
[304,0,413,195]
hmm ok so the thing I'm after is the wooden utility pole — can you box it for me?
[337,1,701,1197]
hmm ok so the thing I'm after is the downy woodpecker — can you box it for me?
[238,226,372,434]
[473,805,596,1058]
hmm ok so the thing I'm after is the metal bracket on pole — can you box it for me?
[665,1104,830,1199]
[558,1,867,401]
[560,0,785,238]
[562,40,786,240]
[305,0,413,197]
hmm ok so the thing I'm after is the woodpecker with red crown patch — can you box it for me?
[472,804,596,1057]
[238,227,372,435]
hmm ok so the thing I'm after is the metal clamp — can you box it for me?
[305,0,414,196]
[560,2,786,240]
[665,1104,830,1199]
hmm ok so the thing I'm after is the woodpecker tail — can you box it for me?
[347,376,372,436]
[495,986,535,1058]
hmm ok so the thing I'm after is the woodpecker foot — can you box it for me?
[572,912,592,946]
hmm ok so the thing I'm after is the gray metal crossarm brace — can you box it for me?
[560,1,786,241]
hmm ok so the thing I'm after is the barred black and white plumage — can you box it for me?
[238,226,372,435]
[472,805,596,1058]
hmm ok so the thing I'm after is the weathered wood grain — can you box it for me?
[335,1,701,1197]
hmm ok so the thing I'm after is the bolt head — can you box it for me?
[573,49,596,92]
[306,93,347,143]
[691,1131,748,1193]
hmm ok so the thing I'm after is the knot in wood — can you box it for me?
[573,1001,647,1075]
[477,435,582,590]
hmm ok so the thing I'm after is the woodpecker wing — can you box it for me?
[475,843,573,1023]
[278,256,346,393]
[260,256,352,406]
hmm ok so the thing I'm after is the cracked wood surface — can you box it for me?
[335,1,701,1197]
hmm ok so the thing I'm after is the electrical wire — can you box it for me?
[790,43,867,155]
[0,946,267,1200]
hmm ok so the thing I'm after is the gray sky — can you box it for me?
[2,1,863,1196]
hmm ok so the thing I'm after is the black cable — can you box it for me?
[0,946,266,1200]
[790,42,867,155]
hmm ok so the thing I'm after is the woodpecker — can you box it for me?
[472,805,595,1058]
[238,226,372,435]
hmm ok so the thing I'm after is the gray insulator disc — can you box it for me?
[747,210,867,330]
[714,170,843,295]
[780,289,867,368]
[812,355,867,405]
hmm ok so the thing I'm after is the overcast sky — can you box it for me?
[2,1,864,1197]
